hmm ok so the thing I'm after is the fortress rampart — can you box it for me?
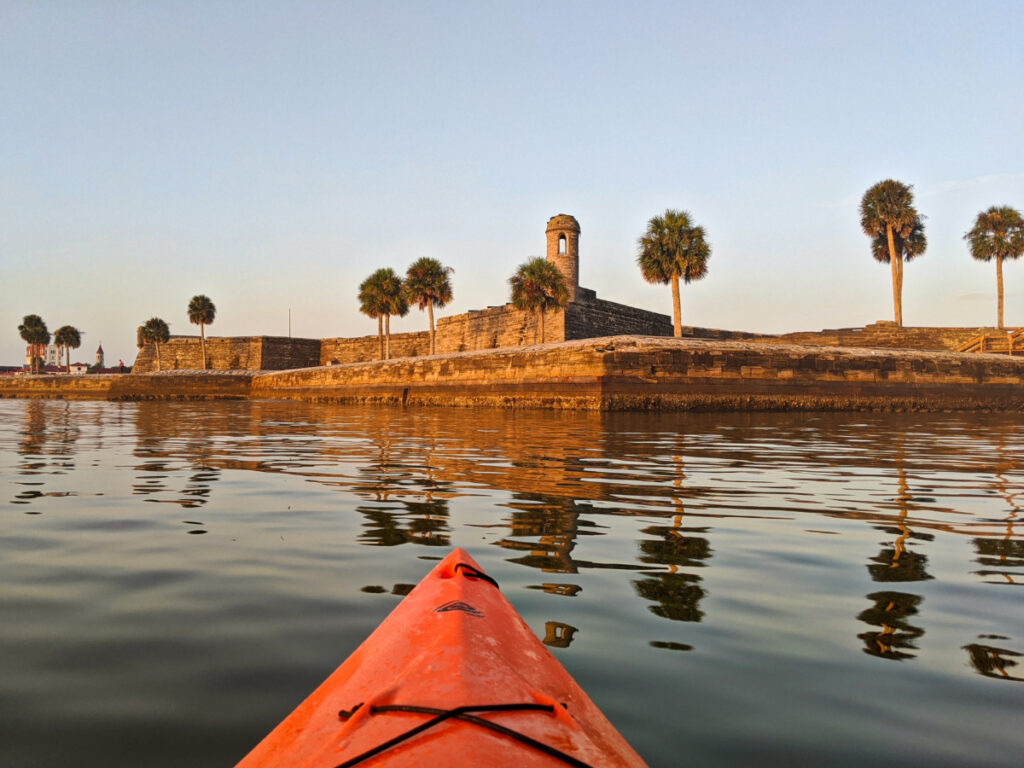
[131,213,694,374]
[6,336,1024,412]
[769,321,1011,352]
[128,214,1017,375]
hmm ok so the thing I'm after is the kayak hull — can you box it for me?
[236,549,646,767]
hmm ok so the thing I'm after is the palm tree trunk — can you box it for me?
[671,275,682,337]
[886,225,902,326]
[427,303,435,355]
[385,315,391,360]
[200,323,207,369]
[156,343,162,371]
[997,254,1004,329]
[896,255,904,320]
[539,308,545,343]
[377,315,383,360]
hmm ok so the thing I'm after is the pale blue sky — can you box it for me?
[2,1,1022,366]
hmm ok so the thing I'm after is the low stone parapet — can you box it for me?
[4,337,1023,411]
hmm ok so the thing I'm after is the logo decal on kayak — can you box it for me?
[434,600,484,618]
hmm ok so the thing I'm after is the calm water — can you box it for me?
[1,399,1022,767]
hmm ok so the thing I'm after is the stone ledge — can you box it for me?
[3,336,1023,411]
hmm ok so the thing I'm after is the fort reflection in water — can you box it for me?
[7,398,1021,676]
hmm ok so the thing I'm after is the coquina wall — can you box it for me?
[7,336,1024,411]
[132,336,320,374]
[317,295,743,366]
[767,321,1015,352]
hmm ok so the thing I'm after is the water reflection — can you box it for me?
[11,401,82,508]
[132,405,221,512]
[973,538,1024,585]
[975,433,1023,585]
[543,621,578,648]
[499,496,593,574]
[857,591,924,660]
[357,499,451,547]
[633,520,711,623]
[4,401,1024,767]
[963,641,1024,682]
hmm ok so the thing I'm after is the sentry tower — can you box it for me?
[545,214,581,300]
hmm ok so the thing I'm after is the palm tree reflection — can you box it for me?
[12,401,82,507]
[866,455,934,583]
[962,642,1024,681]
[860,439,929,660]
[857,591,924,660]
[633,522,711,623]
[133,404,221,511]
[357,498,451,547]
[973,429,1022,585]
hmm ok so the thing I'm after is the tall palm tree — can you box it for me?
[142,317,170,371]
[871,215,927,310]
[636,209,711,337]
[18,314,49,373]
[965,206,1024,329]
[54,325,82,374]
[187,295,216,369]
[860,180,921,327]
[509,257,570,343]
[358,271,389,360]
[404,257,453,355]
[379,268,409,360]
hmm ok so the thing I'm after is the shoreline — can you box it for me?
[3,336,1023,412]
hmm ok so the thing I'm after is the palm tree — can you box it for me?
[379,268,409,360]
[860,180,921,327]
[358,271,388,360]
[636,209,711,337]
[54,325,82,373]
[509,257,570,343]
[141,317,170,371]
[18,314,49,373]
[404,257,453,355]
[187,295,216,369]
[871,215,927,310]
[965,206,1024,329]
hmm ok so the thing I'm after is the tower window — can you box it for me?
[558,234,566,254]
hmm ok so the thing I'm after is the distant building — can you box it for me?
[25,344,60,367]
[70,362,89,374]
[95,343,104,369]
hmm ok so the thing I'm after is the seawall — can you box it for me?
[0,370,253,400]
[4,336,1023,411]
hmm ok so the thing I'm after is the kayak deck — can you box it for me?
[236,549,646,767]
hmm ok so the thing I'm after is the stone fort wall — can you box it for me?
[132,212,757,372]
[132,335,321,374]
[134,214,1003,373]
[767,321,1013,352]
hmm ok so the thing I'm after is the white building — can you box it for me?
[24,344,60,367]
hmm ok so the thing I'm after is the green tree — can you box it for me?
[509,257,570,343]
[187,295,216,369]
[141,317,171,371]
[379,268,409,360]
[18,314,49,373]
[871,214,927,312]
[965,206,1024,329]
[54,325,82,373]
[358,270,389,360]
[636,209,711,337]
[404,257,453,355]
[860,180,921,327]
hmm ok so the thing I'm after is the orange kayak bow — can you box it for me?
[236,548,646,767]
